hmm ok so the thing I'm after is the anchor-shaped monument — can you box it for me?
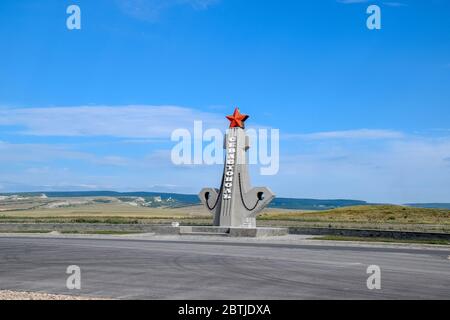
[196,107,287,237]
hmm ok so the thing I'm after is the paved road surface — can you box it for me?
[0,236,449,299]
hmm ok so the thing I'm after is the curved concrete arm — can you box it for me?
[198,188,220,214]
[241,187,275,218]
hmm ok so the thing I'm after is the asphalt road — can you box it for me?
[0,236,449,299]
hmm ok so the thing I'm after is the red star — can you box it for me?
[226,107,249,128]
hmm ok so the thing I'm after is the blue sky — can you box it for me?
[0,0,449,203]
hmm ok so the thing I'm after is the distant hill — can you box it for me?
[406,203,450,210]
[268,198,367,210]
[3,191,448,211]
[0,191,368,211]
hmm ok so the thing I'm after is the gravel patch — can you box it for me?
[0,290,105,300]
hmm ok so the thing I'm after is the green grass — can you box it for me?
[260,205,450,225]
[3,204,449,224]
[313,235,450,245]
[0,215,208,224]
[1,204,449,234]
[60,230,141,235]
[0,230,53,234]
[0,230,141,235]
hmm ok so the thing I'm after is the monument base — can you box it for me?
[179,226,288,238]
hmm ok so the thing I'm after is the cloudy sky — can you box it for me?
[0,0,449,203]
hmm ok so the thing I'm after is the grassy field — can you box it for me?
[0,200,449,233]
[0,200,209,217]
[260,205,450,224]
[259,205,450,233]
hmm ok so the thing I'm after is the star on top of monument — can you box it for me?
[226,107,249,128]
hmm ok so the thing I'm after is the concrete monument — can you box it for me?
[199,108,275,228]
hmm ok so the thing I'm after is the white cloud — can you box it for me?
[2,133,450,203]
[0,141,220,194]
[0,141,138,168]
[2,107,450,203]
[337,0,407,6]
[337,0,369,4]
[383,2,407,7]
[275,135,450,203]
[0,107,405,142]
[0,141,92,162]
[0,105,225,138]
[115,0,219,21]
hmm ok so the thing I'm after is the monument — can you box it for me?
[198,108,286,236]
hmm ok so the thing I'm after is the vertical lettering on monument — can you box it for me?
[199,108,275,228]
